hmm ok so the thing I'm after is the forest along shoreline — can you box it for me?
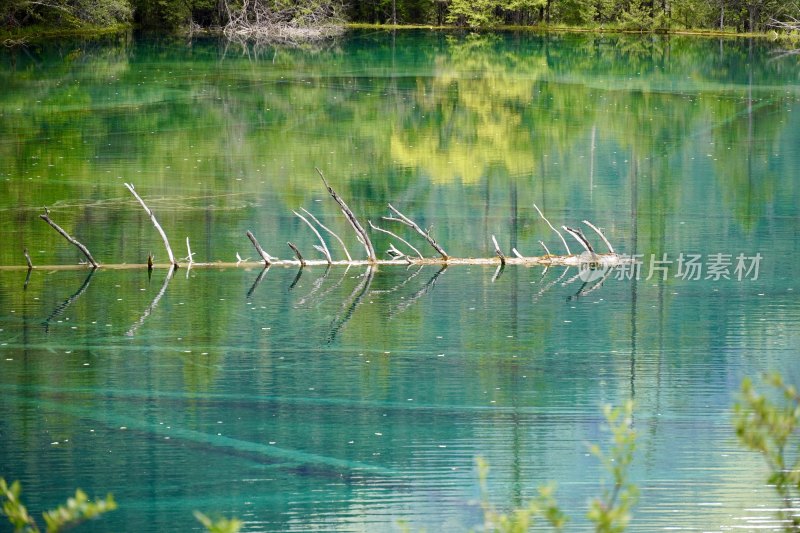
[3,0,800,43]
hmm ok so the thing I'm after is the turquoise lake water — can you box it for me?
[1,30,799,531]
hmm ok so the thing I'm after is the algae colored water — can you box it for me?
[1,30,799,531]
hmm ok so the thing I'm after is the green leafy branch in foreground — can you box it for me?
[1,477,241,533]
[734,373,800,531]
[0,478,116,533]
[587,401,639,533]
[194,511,243,533]
[475,400,637,532]
[477,459,566,532]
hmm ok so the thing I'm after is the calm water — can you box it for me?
[1,30,800,531]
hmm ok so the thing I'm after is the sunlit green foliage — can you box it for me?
[1,478,243,533]
[0,478,117,533]
[476,458,567,531]
[0,0,132,32]
[4,0,800,33]
[194,511,244,533]
[587,401,638,532]
[734,374,800,531]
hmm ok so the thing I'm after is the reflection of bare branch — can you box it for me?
[43,269,95,332]
[492,262,505,283]
[390,266,446,318]
[562,270,585,287]
[288,267,303,291]
[313,265,351,304]
[532,267,570,303]
[327,266,374,343]
[369,265,424,295]
[126,268,174,337]
[295,266,331,306]
[246,266,270,298]
[568,266,614,301]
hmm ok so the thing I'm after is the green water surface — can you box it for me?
[1,30,799,531]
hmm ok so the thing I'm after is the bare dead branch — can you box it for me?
[125,183,177,267]
[246,230,275,266]
[491,235,506,265]
[222,0,345,45]
[39,209,99,268]
[23,247,33,269]
[300,208,352,262]
[533,203,571,255]
[294,210,332,264]
[582,220,615,254]
[316,168,376,262]
[562,226,594,254]
[185,237,196,264]
[368,220,423,259]
[383,203,448,260]
[539,240,552,257]
[287,241,306,266]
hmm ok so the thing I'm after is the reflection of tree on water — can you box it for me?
[1,33,795,269]
[42,268,95,333]
[126,267,175,337]
[326,266,374,343]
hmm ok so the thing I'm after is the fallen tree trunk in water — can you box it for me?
[17,170,630,272]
